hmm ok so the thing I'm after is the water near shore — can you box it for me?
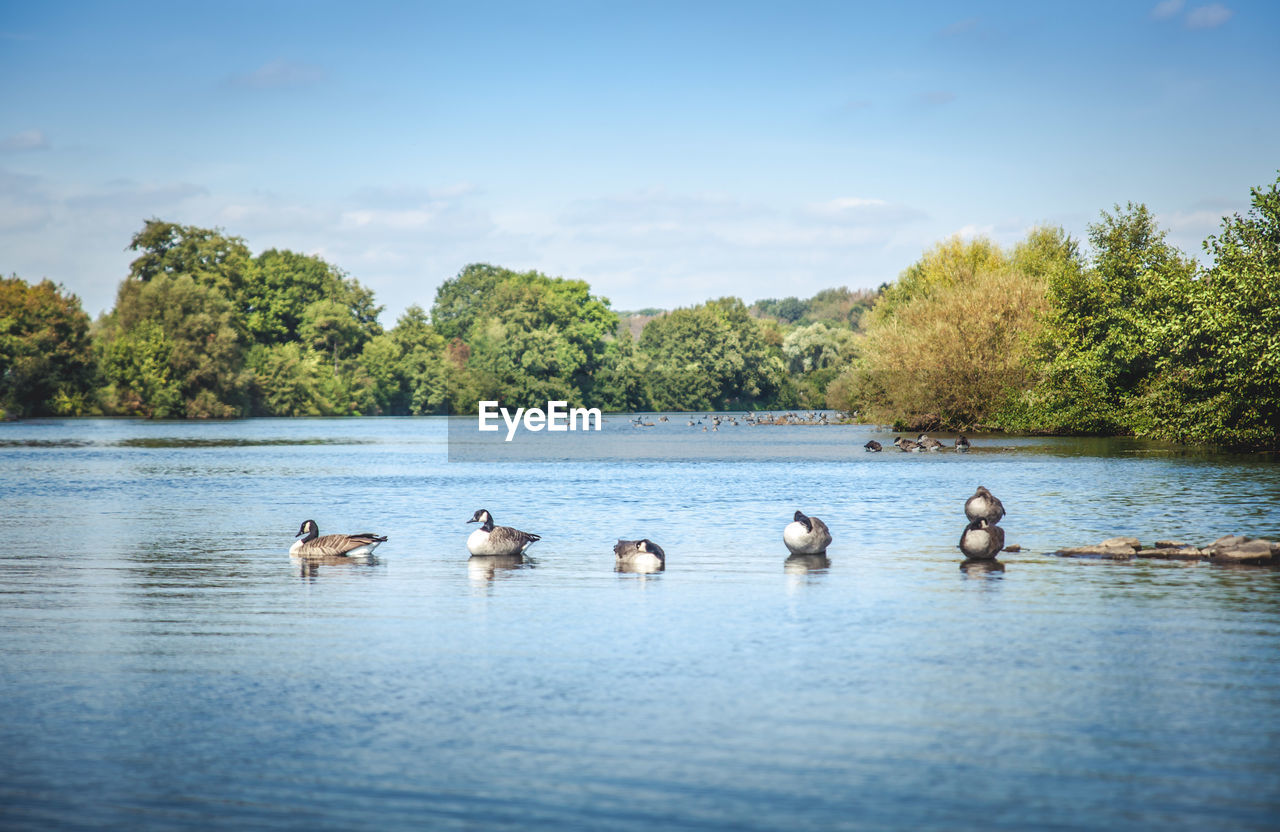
[1,416,1278,830]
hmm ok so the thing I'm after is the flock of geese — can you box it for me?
[631,411,840,430]
[289,487,1009,569]
[864,434,971,452]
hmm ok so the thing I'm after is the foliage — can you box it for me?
[639,297,791,410]
[431,264,618,410]
[1014,207,1195,435]
[1142,177,1280,449]
[100,273,248,417]
[0,276,96,417]
[828,229,1076,429]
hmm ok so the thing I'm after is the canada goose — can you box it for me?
[659,416,669,422]
[613,538,666,569]
[784,510,832,555]
[955,435,971,452]
[863,440,883,452]
[916,434,945,451]
[290,520,387,558]
[959,518,1005,560]
[466,509,541,556]
[893,437,923,452]
[964,486,1006,524]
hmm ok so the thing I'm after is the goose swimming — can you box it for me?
[783,510,832,555]
[959,518,1005,560]
[863,440,883,452]
[613,538,666,569]
[964,486,1006,524]
[466,509,541,556]
[290,520,387,558]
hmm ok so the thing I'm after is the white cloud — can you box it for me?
[0,129,50,152]
[1150,0,1185,20]
[225,60,326,90]
[1185,3,1233,28]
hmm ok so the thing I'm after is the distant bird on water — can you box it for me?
[955,435,971,452]
[964,486,1006,524]
[916,434,945,451]
[466,509,541,556]
[864,440,882,452]
[894,437,923,452]
[290,520,386,558]
[783,510,832,555]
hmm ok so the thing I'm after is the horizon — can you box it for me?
[3,1,1278,324]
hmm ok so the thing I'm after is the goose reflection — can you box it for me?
[785,553,831,573]
[467,554,525,581]
[616,559,664,575]
[960,558,1005,575]
[292,554,380,577]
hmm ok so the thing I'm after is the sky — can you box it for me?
[2,0,1278,322]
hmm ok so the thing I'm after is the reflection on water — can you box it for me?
[960,558,1006,575]
[1,417,1278,830]
[784,553,831,572]
[467,554,526,581]
[616,559,664,574]
[292,554,381,577]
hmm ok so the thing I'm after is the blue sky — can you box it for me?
[2,1,1277,321]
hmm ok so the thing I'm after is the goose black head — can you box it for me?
[296,520,319,541]
[639,539,666,558]
[467,509,495,530]
[793,510,812,532]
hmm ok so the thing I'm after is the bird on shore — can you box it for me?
[465,509,541,556]
[964,486,1006,524]
[613,538,666,569]
[784,510,832,555]
[864,440,882,452]
[290,520,386,558]
[955,435,971,452]
[959,518,1005,560]
[916,434,945,451]
[894,437,923,452]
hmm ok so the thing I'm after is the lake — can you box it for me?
[1,416,1278,830]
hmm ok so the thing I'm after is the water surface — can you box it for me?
[1,417,1278,830]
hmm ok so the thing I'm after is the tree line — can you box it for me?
[2,175,1276,449]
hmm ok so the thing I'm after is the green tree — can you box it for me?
[1145,176,1280,449]
[0,276,96,417]
[101,274,247,417]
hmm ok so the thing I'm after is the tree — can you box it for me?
[0,276,96,417]
[127,220,252,299]
[101,274,247,417]
[1144,176,1280,449]
[1022,206,1195,434]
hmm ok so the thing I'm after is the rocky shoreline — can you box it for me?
[1051,535,1278,565]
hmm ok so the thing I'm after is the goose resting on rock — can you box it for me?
[964,486,1006,524]
[959,518,1005,560]
[466,509,541,556]
[954,435,971,452]
[784,510,832,555]
[290,520,387,558]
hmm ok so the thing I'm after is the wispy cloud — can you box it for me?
[938,18,980,37]
[0,129,50,152]
[1185,3,1233,28]
[1150,0,1185,20]
[914,90,956,108]
[225,59,326,90]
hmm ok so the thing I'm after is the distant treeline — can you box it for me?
[2,175,1277,450]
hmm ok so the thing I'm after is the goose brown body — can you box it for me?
[466,509,541,556]
[959,518,1005,560]
[290,520,387,558]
